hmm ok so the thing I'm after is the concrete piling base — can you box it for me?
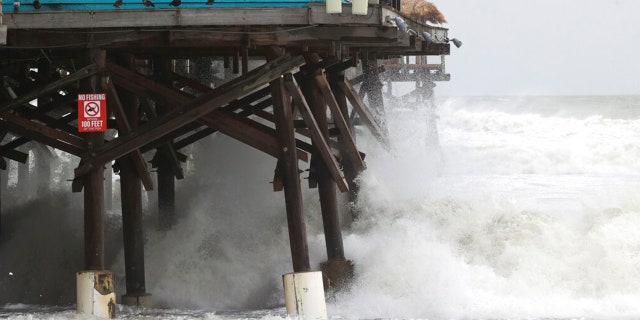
[121,293,153,307]
[283,271,328,320]
[77,270,116,319]
[320,259,354,291]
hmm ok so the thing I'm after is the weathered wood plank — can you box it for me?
[284,74,348,192]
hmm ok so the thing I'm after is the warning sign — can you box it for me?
[78,93,107,132]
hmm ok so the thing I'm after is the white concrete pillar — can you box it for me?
[77,270,116,319]
[283,271,327,320]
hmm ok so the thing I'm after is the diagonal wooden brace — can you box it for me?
[313,71,365,172]
[74,55,306,178]
[105,83,154,191]
[284,74,348,193]
[0,64,100,113]
[337,76,389,146]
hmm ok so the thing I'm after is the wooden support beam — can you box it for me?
[271,72,310,273]
[284,74,348,192]
[173,127,215,150]
[233,51,240,75]
[75,55,306,178]
[0,114,85,156]
[107,59,309,161]
[242,46,249,75]
[138,96,184,180]
[0,64,100,114]
[157,154,176,230]
[106,83,154,191]
[199,110,308,162]
[0,137,29,163]
[84,132,105,270]
[361,57,388,134]
[120,154,147,296]
[337,77,389,146]
[313,71,365,171]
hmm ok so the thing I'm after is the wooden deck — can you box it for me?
[1,3,449,56]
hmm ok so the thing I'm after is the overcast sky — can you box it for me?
[431,0,640,96]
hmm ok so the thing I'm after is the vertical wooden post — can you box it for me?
[305,73,345,261]
[157,155,176,230]
[242,46,249,75]
[0,168,3,236]
[362,54,387,134]
[329,75,360,221]
[116,55,151,306]
[35,147,51,195]
[271,70,310,273]
[17,146,29,196]
[155,57,177,230]
[84,131,105,270]
[304,66,353,289]
[233,50,240,75]
[84,49,107,271]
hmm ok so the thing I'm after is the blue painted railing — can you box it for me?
[3,0,332,12]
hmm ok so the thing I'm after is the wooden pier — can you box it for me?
[0,0,451,315]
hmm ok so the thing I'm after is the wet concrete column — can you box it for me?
[271,74,311,272]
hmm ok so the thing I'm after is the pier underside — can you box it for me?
[0,2,451,312]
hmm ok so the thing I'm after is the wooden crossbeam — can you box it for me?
[0,64,99,114]
[337,77,389,146]
[313,71,365,171]
[0,112,85,156]
[0,136,30,163]
[16,107,79,135]
[173,127,215,150]
[106,83,154,191]
[112,64,298,158]
[75,55,306,178]
[199,110,309,162]
[284,74,348,192]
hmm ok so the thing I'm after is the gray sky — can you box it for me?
[432,0,640,96]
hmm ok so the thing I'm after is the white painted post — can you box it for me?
[326,0,342,13]
[283,271,327,320]
[77,271,116,319]
[352,0,368,15]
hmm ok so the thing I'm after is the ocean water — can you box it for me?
[2,95,640,319]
